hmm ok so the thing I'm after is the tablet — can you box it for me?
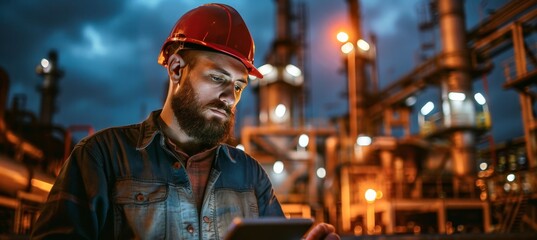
[224,217,314,240]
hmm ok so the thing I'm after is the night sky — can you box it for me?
[0,0,522,143]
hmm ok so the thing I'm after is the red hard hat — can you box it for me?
[158,3,262,78]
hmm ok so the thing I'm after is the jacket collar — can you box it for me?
[136,110,163,150]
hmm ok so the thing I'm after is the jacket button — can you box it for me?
[203,216,211,223]
[173,162,181,170]
[186,224,194,233]
[135,193,145,202]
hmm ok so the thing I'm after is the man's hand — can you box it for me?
[305,223,340,240]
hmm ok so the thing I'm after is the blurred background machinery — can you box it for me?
[241,0,537,237]
[0,51,93,235]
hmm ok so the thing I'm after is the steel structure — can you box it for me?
[244,0,537,236]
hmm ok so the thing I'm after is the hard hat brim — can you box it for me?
[158,39,263,79]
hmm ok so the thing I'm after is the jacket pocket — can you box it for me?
[113,179,168,239]
[214,189,258,236]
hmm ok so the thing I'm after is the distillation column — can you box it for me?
[346,0,368,138]
[438,0,476,177]
[36,50,64,126]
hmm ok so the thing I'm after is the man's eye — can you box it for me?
[211,75,225,82]
[234,85,244,93]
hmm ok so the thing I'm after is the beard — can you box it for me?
[171,79,235,148]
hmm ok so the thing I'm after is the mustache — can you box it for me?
[207,100,233,115]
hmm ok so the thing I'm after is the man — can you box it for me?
[31,3,339,240]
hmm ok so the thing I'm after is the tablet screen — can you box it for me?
[224,217,314,240]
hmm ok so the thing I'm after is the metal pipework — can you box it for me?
[0,154,54,198]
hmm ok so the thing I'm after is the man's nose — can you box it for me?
[219,83,237,107]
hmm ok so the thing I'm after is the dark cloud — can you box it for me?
[0,0,524,143]
[1,0,128,118]
[0,0,126,62]
[373,7,421,88]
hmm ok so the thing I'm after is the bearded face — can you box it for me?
[171,78,235,147]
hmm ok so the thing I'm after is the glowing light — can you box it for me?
[479,162,488,171]
[376,191,383,200]
[341,42,354,54]
[507,173,515,182]
[474,93,486,105]
[236,144,244,151]
[40,58,51,73]
[357,39,370,51]
[258,64,274,76]
[405,96,417,106]
[336,32,349,43]
[364,188,377,202]
[40,59,50,69]
[31,179,53,192]
[298,134,309,148]
[480,192,487,201]
[420,101,434,115]
[274,104,287,118]
[356,135,372,146]
[316,167,326,178]
[448,92,466,101]
[285,64,302,77]
[273,161,284,174]
[503,183,511,192]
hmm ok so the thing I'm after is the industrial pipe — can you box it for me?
[0,154,54,199]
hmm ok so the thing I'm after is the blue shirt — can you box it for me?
[31,110,284,239]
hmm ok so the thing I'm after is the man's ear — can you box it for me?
[167,53,186,84]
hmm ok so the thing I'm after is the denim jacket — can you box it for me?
[31,110,284,239]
